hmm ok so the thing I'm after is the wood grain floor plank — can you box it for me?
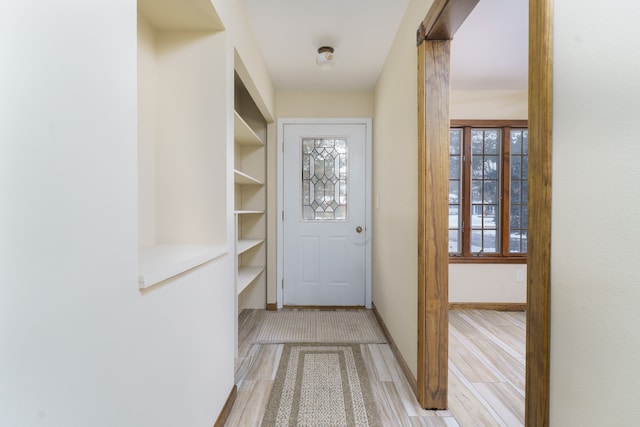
[360,344,380,380]
[365,343,394,382]
[473,382,524,427]
[457,312,524,360]
[366,375,400,424]
[410,415,461,426]
[234,344,259,386]
[471,316,525,353]
[449,312,487,340]
[377,381,416,426]
[448,361,508,427]
[225,379,272,426]
[245,344,283,381]
[230,309,525,427]
[472,339,525,397]
[378,344,434,417]
[449,332,502,383]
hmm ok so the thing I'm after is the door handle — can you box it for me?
[356,226,363,233]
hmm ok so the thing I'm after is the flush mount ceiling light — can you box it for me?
[316,46,335,68]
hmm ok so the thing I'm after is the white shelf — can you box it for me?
[234,169,264,185]
[138,244,228,289]
[237,266,265,295]
[234,72,267,317]
[235,210,264,215]
[237,238,264,255]
[234,111,264,146]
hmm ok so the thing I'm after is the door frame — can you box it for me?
[416,0,553,423]
[276,118,373,309]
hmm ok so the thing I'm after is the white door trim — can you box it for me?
[277,118,372,309]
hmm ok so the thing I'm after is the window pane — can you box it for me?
[471,130,483,154]
[509,233,521,252]
[450,129,462,154]
[449,181,459,200]
[511,156,522,179]
[484,130,499,154]
[449,205,459,229]
[510,205,521,228]
[483,230,498,253]
[471,180,482,203]
[472,156,483,178]
[450,156,461,180]
[511,181,521,204]
[449,130,462,254]
[471,205,483,227]
[471,230,483,253]
[302,138,348,220]
[484,181,498,204]
[511,130,522,154]
[523,130,529,154]
[449,230,460,253]
[483,205,497,229]
[484,156,499,180]
[468,128,501,255]
[508,129,528,254]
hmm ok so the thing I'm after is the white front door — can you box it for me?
[283,123,368,306]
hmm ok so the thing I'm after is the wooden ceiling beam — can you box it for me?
[417,0,480,44]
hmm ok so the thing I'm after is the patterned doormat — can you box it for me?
[261,343,381,427]
[252,310,387,344]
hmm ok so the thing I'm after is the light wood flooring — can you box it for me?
[226,309,525,426]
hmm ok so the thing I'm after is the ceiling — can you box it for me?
[242,0,528,92]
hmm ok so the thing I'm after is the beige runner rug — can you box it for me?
[252,310,387,344]
[261,343,381,427]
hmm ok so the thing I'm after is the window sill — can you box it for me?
[449,256,526,264]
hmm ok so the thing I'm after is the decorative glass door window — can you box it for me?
[302,138,348,220]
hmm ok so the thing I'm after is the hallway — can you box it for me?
[226,309,525,426]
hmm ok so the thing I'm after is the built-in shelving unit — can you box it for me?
[234,72,267,308]
[237,266,265,295]
[234,170,264,186]
[137,0,227,289]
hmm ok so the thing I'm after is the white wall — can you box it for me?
[373,0,430,378]
[276,90,374,118]
[138,16,158,247]
[138,16,228,247]
[550,0,640,424]
[232,0,275,122]
[0,2,235,426]
[451,90,527,120]
[449,89,528,304]
[449,264,526,303]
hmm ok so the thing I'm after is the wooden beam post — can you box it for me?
[417,39,450,409]
[416,0,478,410]
[526,0,553,425]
